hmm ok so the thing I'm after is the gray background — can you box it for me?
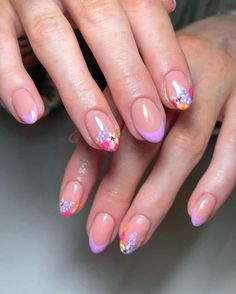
[0,108,236,294]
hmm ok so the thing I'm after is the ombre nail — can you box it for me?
[59,181,83,218]
[164,71,193,110]
[89,213,115,254]
[12,89,38,124]
[131,98,165,143]
[191,193,217,227]
[86,110,120,152]
[119,215,151,254]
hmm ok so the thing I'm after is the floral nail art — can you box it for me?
[96,128,119,152]
[172,87,193,110]
[120,227,138,254]
[59,199,79,218]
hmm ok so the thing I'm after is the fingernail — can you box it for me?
[119,215,151,254]
[191,193,217,227]
[164,71,193,110]
[86,110,120,152]
[68,130,80,144]
[131,98,165,143]
[59,181,83,218]
[89,213,115,254]
[12,89,38,124]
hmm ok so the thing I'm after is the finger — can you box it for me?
[0,7,44,123]
[12,0,120,151]
[187,92,236,226]
[86,127,162,254]
[120,0,193,110]
[118,68,229,254]
[63,0,166,143]
[59,134,103,217]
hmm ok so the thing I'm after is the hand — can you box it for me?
[59,14,236,254]
[0,0,192,152]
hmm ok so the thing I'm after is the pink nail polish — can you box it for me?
[12,89,38,124]
[164,71,193,110]
[86,110,120,152]
[89,213,114,254]
[131,98,165,143]
[191,193,217,227]
[119,215,151,254]
[59,181,83,218]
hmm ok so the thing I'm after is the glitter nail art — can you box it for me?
[96,128,119,152]
[120,227,138,254]
[172,87,193,110]
[59,199,79,218]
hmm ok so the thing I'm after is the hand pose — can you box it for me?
[60,14,236,254]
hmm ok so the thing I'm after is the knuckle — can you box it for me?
[29,14,68,44]
[80,0,115,25]
[169,128,207,160]
[121,0,155,11]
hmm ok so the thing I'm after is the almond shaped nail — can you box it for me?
[131,98,165,143]
[119,215,151,254]
[164,71,193,110]
[12,88,38,124]
[89,213,115,254]
[59,181,83,218]
[86,110,120,152]
[191,193,217,227]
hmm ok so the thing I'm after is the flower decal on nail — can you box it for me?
[96,128,119,152]
[59,199,79,218]
[173,87,193,110]
[120,227,138,254]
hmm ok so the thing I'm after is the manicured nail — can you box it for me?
[131,98,165,143]
[86,110,120,152]
[68,130,80,144]
[164,71,193,110]
[119,215,151,254]
[12,88,38,124]
[59,181,83,218]
[89,213,115,254]
[191,193,217,227]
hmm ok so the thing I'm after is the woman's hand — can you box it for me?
[59,14,236,254]
[0,0,192,151]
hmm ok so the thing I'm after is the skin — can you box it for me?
[60,14,236,253]
[0,0,192,150]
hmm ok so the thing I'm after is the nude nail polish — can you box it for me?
[59,181,83,218]
[12,89,38,124]
[191,193,217,227]
[86,110,120,152]
[164,71,193,110]
[119,215,151,254]
[89,213,114,254]
[172,0,177,11]
[131,98,165,143]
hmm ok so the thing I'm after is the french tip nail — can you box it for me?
[89,233,107,254]
[138,121,165,143]
[191,211,205,227]
[12,88,39,124]
[88,213,115,254]
[131,98,165,143]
